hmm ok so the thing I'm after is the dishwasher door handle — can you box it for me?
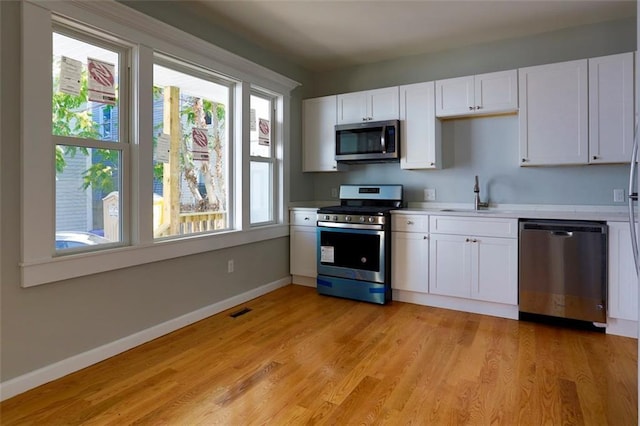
[551,231,573,237]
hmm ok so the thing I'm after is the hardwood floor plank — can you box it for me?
[1,284,636,425]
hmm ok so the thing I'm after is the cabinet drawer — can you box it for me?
[290,209,318,227]
[392,214,429,232]
[429,215,517,238]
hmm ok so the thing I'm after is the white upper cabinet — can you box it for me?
[588,52,635,164]
[399,81,442,169]
[519,59,589,166]
[337,86,400,124]
[435,76,474,117]
[435,70,518,118]
[302,95,342,172]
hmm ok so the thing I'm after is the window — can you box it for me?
[152,59,233,238]
[21,1,298,286]
[52,28,128,251]
[250,91,276,225]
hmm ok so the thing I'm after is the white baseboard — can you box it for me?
[0,276,292,402]
[393,289,519,320]
[605,317,639,338]
[291,275,316,287]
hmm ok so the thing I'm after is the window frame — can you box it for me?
[249,89,278,226]
[20,0,298,287]
[52,23,131,252]
[151,53,237,238]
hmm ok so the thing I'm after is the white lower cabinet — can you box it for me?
[608,221,638,322]
[290,210,317,279]
[429,216,518,306]
[392,214,429,293]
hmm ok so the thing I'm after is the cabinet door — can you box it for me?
[429,233,471,298]
[392,232,429,293]
[588,52,634,164]
[290,225,317,278]
[303,96,339,172]
[337,91,367,124]
[519,59,588,166]
[608,222,638,321]
[399,82,442,170]
[471,236,517,305]
[435,75,474,117]
[474,70,518,115]
[368,87,400,121]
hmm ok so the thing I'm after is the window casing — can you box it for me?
[21,0,298,287]
[250,90,277,226]
[52,25,129,253]
[152,56,234,238]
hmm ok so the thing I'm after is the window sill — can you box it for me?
[21,224,290,287]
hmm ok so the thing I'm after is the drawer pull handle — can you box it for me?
[407,220,414,225]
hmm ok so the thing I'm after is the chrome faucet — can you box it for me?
[474,175,489,211]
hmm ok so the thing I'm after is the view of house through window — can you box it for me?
[152,61,231,238]
[250,92,275,224]
[52,30,124,251]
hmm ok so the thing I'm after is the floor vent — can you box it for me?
[229,307,251,318]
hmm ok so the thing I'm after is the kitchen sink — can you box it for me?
[439,208,514,214]
[439,208,489,213]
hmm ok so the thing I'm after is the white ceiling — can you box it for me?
[192,0,636,71]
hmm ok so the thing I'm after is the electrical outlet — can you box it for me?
[227,259,234,273]
[614,189,625,203]
[331,187,338,198]
[424,188,436,201]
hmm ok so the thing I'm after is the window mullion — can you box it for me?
[135,45,154,244]
[236,81,251,230]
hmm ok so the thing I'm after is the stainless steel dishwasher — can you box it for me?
[519,219,607,323]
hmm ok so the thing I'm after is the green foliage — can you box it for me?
[53,67,116,193]
[54,74,228,202]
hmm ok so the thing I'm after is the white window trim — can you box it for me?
[250,89,278,226]
[21,0,299,287]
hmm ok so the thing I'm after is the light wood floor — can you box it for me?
[1,284,637,425]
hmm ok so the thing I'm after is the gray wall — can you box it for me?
[0,1,300,383]
[300,18,636,205]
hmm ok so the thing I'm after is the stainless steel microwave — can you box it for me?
[335,120,400,163]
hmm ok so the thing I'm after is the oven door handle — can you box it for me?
[317,221,384,231]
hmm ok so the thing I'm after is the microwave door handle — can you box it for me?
[381,126,386,153]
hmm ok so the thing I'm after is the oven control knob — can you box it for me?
[359,216,365,222]
[324,215,330,220]
[368,217,375,223]
[345,216,352,222]
[333,216,338,221]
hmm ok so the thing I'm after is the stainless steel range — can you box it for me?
[316,184,403,304]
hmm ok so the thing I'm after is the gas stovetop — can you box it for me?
[316,205,397,215]
[316,184,403,226]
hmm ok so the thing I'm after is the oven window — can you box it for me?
[319,230,381,272]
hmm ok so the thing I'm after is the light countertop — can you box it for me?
[290,202,633,222]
